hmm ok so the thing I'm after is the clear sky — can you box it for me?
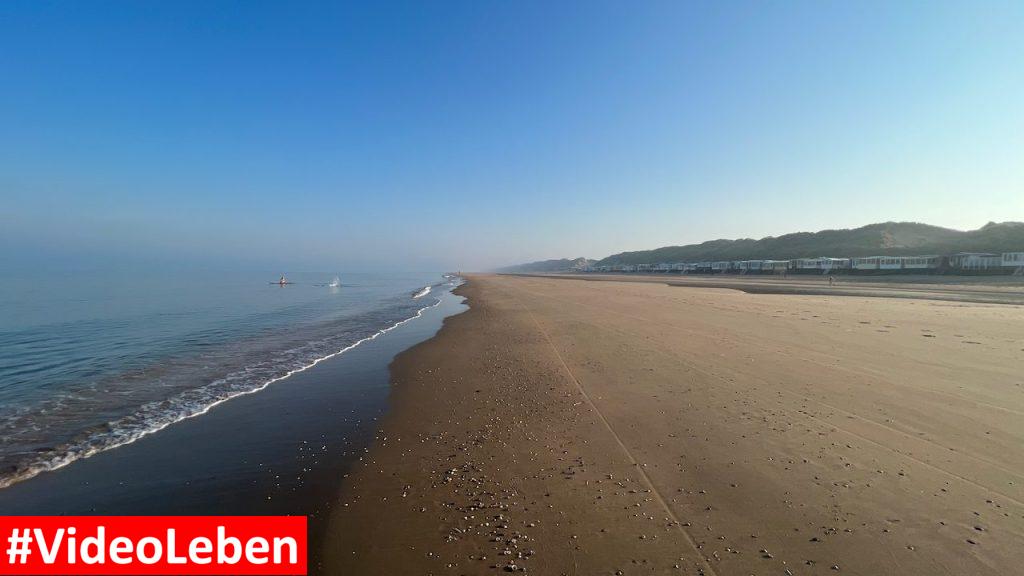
[2,1,1022,271]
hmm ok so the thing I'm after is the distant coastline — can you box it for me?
[503,220,1024,272]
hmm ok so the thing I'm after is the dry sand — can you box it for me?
[324,274,1024,575]
[529,273,1024,306]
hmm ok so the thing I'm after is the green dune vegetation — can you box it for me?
[505,222,1024,272]
[597,222,1024,266]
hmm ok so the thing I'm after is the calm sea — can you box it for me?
[0,270,456,490]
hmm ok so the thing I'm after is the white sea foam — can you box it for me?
[412,285,431,299]
[0,295,445,490]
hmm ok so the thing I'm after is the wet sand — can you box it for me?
[325,274,1024,575]
[0,286,468,576]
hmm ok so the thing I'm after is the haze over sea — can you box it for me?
[0,269,452,488]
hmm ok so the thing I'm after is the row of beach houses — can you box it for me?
[585,252,1024,275]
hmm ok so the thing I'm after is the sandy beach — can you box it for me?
[525,273,1024,306]
[324,274,1024,575]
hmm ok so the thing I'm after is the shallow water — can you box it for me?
[0,271,466,573]
[0,270,453,488]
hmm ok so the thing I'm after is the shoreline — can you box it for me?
[0,294,448,492]
[0,284,469,576]
[325,274,1024,575]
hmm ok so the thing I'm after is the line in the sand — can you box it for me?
[506,285,720,576]
[516,280,1024,452]
[511,279,1024,507]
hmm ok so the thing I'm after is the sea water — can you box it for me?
[0,270,456,490]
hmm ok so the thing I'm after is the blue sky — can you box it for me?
[1,1,1022,271]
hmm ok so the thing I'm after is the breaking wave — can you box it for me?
[0,294,444,489]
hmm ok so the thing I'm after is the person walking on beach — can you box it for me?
[828,274,834,287]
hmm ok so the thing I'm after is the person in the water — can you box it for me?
[279,275,287,285]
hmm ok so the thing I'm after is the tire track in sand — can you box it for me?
[508,279,1024,508]
[506,288,721,576]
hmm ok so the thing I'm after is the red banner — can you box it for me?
[0,516,307,575]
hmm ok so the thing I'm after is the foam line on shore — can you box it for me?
[0,296,446,490]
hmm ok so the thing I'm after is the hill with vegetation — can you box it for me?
[496,257,594,273]
[592,222,1024,266]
